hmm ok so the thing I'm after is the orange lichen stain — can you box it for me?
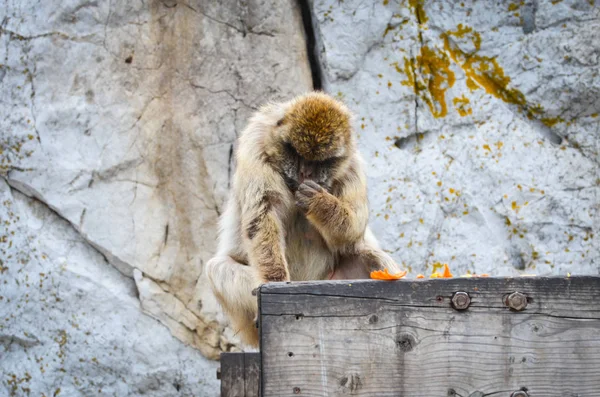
[409,0,428,23]
[370,269,407,280]
[452,95,472,116]
[482,144,491,151]
[400,46,455,118]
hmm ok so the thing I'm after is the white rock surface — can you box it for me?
[311,0,599,277]
[0,179,220,396]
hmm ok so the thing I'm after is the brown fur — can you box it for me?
[285,93,351,161]
[204,92,400,347]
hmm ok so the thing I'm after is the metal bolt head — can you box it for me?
[507,292,528,311]
[510,391,529,397]
[451,291,471,310]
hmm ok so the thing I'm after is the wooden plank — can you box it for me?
[220,352,260,397]
[244,352,261,397]
[259,276,600,397]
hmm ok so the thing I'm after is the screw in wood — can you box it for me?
[293,387,301,394]
[510,391,529,397]
[451,291,471,310]
[506,292,528,311]
[216,367,221,380]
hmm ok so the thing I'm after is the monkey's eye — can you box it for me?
[276,119,284,127]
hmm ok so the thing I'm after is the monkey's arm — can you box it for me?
[240,174,291,283]
[296,178,368,250]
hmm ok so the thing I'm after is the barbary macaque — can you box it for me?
[206,92,400,346]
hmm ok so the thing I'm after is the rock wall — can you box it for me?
[311,0,599,277]
[1,0,311,395]
[1,0,599,395]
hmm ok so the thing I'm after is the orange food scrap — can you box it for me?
[442,263,453,278]
[370,269,408,280]
[430,272,442,278]
[416,274,425,279]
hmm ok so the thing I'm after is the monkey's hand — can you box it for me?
[295,180,325,213]
[296,180,365,248]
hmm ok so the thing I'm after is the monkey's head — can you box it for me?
[267,92,354,191]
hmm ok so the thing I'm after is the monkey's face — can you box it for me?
[279,141,343,192]
[273,92,353,192]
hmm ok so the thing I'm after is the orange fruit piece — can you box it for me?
[370,269,408,280]
[442,263,453,278]
[416,274,425,279]
[430,272,442,278]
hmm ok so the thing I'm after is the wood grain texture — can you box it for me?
[220,352,260,397]
[259,277,600,397]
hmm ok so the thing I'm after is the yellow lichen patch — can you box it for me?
[440,26,562,128]
[511,201,520,212]
[541,116,565,127]
[431,262,444,273]
[408,0,428,23]
[508,3,520,11]
[452,95,472,116]
[400,47,455,118]
[592,113,598,118]
[445,24,481,51]
[383,23,395,37]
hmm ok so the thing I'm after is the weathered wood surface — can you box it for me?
[220,352,260,397]
[259,276,600,397]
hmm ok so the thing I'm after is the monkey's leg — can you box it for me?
[206,256,260,347]
[331,244,401,280]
